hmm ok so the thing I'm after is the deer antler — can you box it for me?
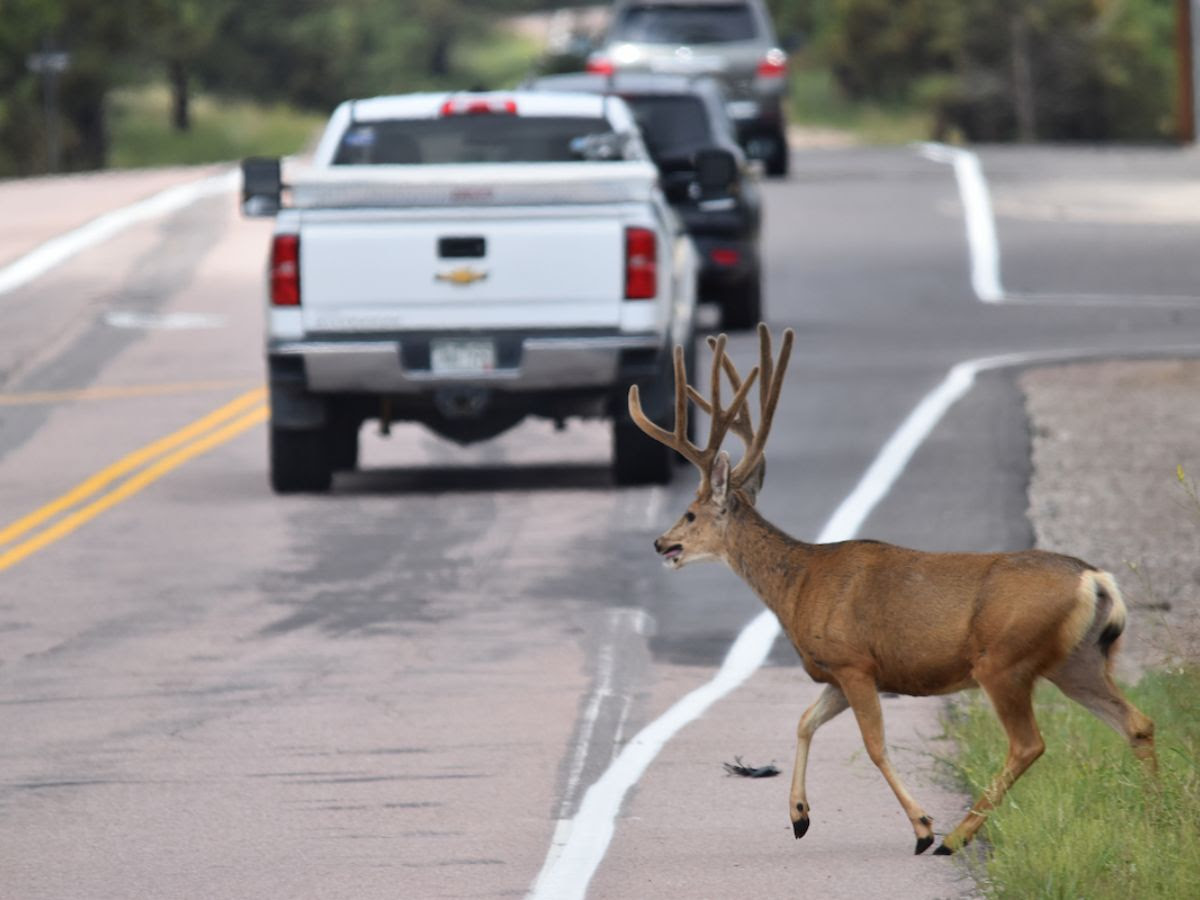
[687,324,795,490]
[628,335,759,495]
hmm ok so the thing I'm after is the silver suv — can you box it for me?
[587,0,790,176]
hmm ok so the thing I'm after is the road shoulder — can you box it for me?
[1023,358,1200,672]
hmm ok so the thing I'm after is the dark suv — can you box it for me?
[527,72,763,329]
[586,0,790,177]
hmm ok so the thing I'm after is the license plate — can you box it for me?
[430,339,496,374]
[649,56,725,75]
[727,100,760,121]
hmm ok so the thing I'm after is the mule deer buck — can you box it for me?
[628,324,1157,855]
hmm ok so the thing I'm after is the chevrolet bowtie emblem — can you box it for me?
[435,267,488,286]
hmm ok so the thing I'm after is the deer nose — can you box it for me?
[653,538,665,554]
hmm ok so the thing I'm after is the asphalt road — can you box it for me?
[1,144,1198,899]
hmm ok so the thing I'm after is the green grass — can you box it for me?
[788,66,934,145]
[454,30,543,90]
[108,85,325,168]
[104,27,540,170]
[942,668,1200,899]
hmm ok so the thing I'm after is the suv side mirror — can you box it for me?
[242,157,282,217]
[693,148,738,193]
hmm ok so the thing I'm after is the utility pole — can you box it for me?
[1178,0,1196,142]
[1193,0,1200,142]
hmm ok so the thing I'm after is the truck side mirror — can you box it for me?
[693,148,737,193]
[241,157,282,217]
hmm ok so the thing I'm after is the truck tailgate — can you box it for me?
[300,215,625,332]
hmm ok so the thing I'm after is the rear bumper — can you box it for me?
[728,94,786,130]
[269,331,664,395]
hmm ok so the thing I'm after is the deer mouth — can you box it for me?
[661,544,684,566]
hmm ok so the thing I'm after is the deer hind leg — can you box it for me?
[937,672,1043,855]
[789,684,849,840]
[1048,644,1157,773]
[837,670,937,855]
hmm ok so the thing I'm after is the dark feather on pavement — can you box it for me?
[722,756,780,778]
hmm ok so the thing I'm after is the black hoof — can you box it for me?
[914,835,934,855]
[792,817,809,839]
[933,843,954,856]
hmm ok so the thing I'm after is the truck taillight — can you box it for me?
[625,227,657,300]
[440,97,518,116]
[586,56,615,76]
[756,48,788,79]
[270,234,300,306]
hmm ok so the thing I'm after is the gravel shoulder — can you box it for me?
[1022,358,1200,673]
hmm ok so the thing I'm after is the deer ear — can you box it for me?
[740,460,765,506]
[711,451,731,505]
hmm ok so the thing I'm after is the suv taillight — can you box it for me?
[270,234,300,306]
[756,48,788,79]
[625,227,657,300]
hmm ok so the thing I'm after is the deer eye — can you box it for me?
[684,511,696,523]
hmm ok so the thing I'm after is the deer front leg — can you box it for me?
[837,670,937,855]
[789,684,849,839]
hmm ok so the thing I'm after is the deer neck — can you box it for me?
[721,496,810,616]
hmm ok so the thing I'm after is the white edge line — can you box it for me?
[528,342,1200,900]
[918,143,1004,304]
[0,168,239,297]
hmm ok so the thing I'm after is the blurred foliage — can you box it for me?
[788,65,934,143]
[107,84,326,168]
[768,0,1177,142]
[0,0,1182,174]
[0,0,542,175]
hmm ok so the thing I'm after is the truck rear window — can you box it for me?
[612,4,759,45]
[333,116,619,165]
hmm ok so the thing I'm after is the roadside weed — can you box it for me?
[943,669,1200,899]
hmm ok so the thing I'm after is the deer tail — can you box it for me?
[1091,571,1127,656]
[1070,569,1127,659]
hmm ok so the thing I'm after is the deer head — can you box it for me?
[628,323,795,569]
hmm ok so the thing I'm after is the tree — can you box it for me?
[805,0,1175,141]
[0,0,156,172]
[144,0,236,131]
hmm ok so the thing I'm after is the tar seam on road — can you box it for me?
[0,168,238,298]
[527,341,1200,900]
[0,387,267,573]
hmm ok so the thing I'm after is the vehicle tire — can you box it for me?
[329,415,361,472]
[764,129,790,178]
[270,426,333,493]
[612,348,680,486]
[675,334,698,464]
[721,276,763,332]
[613,419,674,485]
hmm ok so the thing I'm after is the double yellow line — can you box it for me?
[0,387,268,573]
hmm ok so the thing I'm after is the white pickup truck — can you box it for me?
[243,91,709,492]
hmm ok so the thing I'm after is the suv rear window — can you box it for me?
[612,3,758,45]
[333,116,617,165]
[623,96,712,161]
